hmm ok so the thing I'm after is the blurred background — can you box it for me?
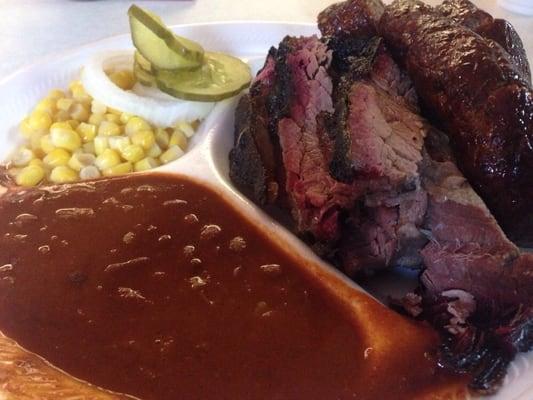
[0,0,531,77]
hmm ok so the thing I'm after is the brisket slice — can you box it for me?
[274,36,359,242]
[325,37,427,274]
[437,0,531,83]
[229,51,283,205]
[379,0,533,246]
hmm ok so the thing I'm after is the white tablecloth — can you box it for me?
[0,0,531,77]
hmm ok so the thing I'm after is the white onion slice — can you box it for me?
[81,51,215,127]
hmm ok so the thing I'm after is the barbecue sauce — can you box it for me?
[0,173,466,399]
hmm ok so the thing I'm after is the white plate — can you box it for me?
[0,21,531,400]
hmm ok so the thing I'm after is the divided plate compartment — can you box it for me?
[0,22,531,400]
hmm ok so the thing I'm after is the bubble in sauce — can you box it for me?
[123,231,135,244]
[38,245,50,254]
[200,224,221,240]
[184,214,199,224]
[229,236,246,252]
[259,264,282,277]
[189,276,207,289]
[183,245,195,256]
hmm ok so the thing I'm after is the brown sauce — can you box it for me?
[0,173,466,399]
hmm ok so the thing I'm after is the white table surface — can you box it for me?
[0,0,531,78]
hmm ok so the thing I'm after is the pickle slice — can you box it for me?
[133,58,156,87]
[128,5,204,70]
[134,51,153,73]
[154,52,251,101]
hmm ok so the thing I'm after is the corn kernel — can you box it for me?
[103,161,133,176]
[169,129,187,150]
[134,157,160,172]
[105,113,121,124]
[155,128,170,148]
[49,166,78,183]
[15,165,45,187]
[55,110,70,122]
[95,148,121,170]
[40,134,56,153]
[91,100,107,115]
[43,148,71,168]
[68,153,96,171]
[28,110,52,132]
[80,165,101,180]
[29,158,47,170]
[146,143,162,158]
[34,98,57,115]
[70,81,91,103]
[175,121,195,138]
[107,107,121,116]
[160,145,184,164]
[98,121,121,137]
[67,119,80,130]
[108,136,131,153]
[88,113,105,126]
[19,118,34,138]
[11,147,34,167]
[125,116,151,136]
[47,89,65,100]
[120,112,133,124]
[131,129,155,150]
[109,70,135,90]
[50,123,81,151]
[70,103,90,122]
[121,144,144,162]
[30,131,45,152]
[83,142,96,154]
[94,137,109,155]
[57,98,73,112]
[77,122,97,142]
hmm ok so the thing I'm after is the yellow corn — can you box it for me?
[169,129,187,150]
[155,128,169,148]
[160,145,184,164]
[103,161,133,176]
[108,136,131,153]
[107,107,121,116]
[77,122,97,142]
[105,113,121,124]
[43,148,71,168]
[120,112,133,124]
[131,129,155,150]
[39,134,56,154]
[98,121,121,137]
[121,144,144,162]
[88,113,105,126]
[70,103,90,122]
[34,98,57,115]
[91,100,107,115]
[175,121,195,138]
[146,143,162,158]
[29,131,45,152]
[134,157,160,172]
[125,116,151,136]
[55,110,71,122]
[83,142,96,154]
[47,89,65,100]
[79,165,101,180]
[19,118,34,138]
[94,137,109,155]
[67,119,80,130]
[109,70,135,90]
[29,158,47,170]
[49,166,78,183]
[95,148,121,170]
[56,98,73,112]
[15,165,45,187]
[11,147,34,167]
[28,110,53,132]
[70,81,91,103]
[50,123,81,151]
[68,153,96,171]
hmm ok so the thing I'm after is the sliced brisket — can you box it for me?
[379,0,533,246]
